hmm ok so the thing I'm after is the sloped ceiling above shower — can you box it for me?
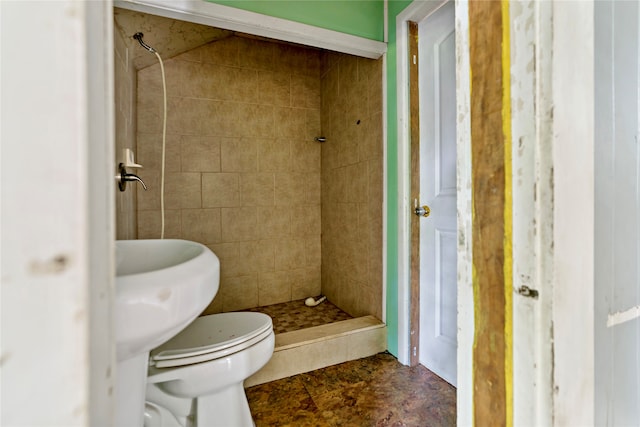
[114,7,233,70]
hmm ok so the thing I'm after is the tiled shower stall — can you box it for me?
[114,8,384,354]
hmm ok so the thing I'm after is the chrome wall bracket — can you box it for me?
[116,163,147,192]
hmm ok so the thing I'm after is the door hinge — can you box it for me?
[517,285,539,299]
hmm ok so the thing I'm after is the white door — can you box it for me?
[418,2,457,386]
[595,1,640,423]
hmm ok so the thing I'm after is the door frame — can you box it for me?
[395,0,472,420]
[405,2,459,379]
[1,1,115,425]
[396,0,595,425]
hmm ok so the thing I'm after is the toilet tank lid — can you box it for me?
[150,312,273,361]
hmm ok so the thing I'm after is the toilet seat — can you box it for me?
[150,312,273,368]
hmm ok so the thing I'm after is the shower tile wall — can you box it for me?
[136,36,322,314]
[320,53,383,319]
[114,26,138,240]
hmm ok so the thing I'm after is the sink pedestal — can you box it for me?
[115,353,149,427]
[115,239,220,425]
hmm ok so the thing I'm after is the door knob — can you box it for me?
[414,204,430,217]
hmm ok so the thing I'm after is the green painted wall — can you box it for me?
[207,0,384,41]
[385,0,413,358]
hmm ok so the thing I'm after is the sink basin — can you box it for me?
[115,239,220,362]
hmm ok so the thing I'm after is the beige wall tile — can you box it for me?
[321,51,343,74]
[212,239,274,279]
[290,138,320,173]
[221,207,258,242]
[340,125,360,166]
[136,170,160,210]
[241,173,275,206]
[208,242,241,278]
[199,100,224,136]
[304,235,322,268]
[328,105,347,142]
[359,112,383,161]
[258,138,290,172]
[164,172,201,209]
[291,267,321,300]
[175,47,202,63]
[258,71,290,107]
[306,108,322,137]
[291,205,321,237]
[345,162,368,204]
[163,59,207,99]
[201,37,239,67]
[257,207,291,239]
[242,104,275,138]
[137,209,181,239]
[221,137,258,172]
[202,172,240,207]
[115,31,137,240]
[275,173,305,206]
[136,133,181,172]
[349,234,368,282]
[181,208,221,245]
[211,102,273,138]
[305,172,321,205]
[286,268,307,299]
[320,54,383,318]
[238,37,275,71]
[291,74,321,109]
[225,67,260,103]
[130,34,380,314]
[258,270,292,306]
[321,64,339,109]
[344,78,368,119]
[195,63,227,100]
[221,274,258,311]
[201,295,223,316]
[274,44,311,75]
[166,97,209,136]
[181,136,221,172]
[138,63,162,93]
[368,157,383,218]
[239,240,275,273]
[274,107,306,138]
[339,55,359,87]
[137,92,162,134]
[274,238,305,271]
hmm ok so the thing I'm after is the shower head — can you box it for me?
[133,32,156,54]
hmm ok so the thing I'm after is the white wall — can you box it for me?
[509,1,554,424]
[595,1,640,424]
[552,2,595,425]
[0,1,114,425]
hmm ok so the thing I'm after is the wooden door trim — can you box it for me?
[408,20,421,367]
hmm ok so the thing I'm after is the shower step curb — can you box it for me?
[244,315,387,388]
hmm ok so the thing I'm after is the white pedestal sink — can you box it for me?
[115,239,219,427]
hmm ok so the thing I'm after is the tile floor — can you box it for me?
[246,352,457,427]
[245,298,353,334]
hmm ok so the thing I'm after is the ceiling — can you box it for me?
[114,7,233,69]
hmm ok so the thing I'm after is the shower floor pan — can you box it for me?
[244,299,387,387]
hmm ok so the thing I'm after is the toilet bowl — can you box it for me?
[144,312,274,427]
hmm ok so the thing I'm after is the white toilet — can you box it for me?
[144,312,274,427]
